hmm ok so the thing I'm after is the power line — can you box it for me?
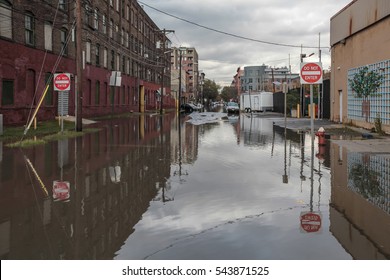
[139,1,324,49]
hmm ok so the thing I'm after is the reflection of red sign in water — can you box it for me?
[300,212,322,233]
[53,181,70,201]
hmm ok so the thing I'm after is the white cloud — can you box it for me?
[140,0,352,86]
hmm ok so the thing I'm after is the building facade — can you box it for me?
[240,65,300,94]
[232,67,244,96]
[0,0,173,125]
[170,47,199,105]
[330,0,390,131]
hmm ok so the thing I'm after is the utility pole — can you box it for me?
[271,67,275,93]
[178,49,183,112]
[318,32,322,119]
[75,0,83,131]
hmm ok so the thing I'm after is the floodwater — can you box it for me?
[0,111,389,260]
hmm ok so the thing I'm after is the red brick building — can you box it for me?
[0,0,173,125]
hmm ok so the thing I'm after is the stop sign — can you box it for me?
[300,62,323,84]
[54,73,71,91]
[300,212,322,233]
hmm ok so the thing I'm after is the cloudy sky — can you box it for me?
[138,0,352,86]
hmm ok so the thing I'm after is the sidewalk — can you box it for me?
[255,112,390,154]
[59,115,97,125]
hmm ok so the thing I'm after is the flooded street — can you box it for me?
[1,112,389,260]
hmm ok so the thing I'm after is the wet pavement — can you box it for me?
[0,111,389,259]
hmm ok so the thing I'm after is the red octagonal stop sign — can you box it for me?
[300,62,323,84]
[54,73,71,91]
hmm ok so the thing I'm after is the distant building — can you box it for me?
[330,0,390,130]
[240,65,300,93]
[170,47,199,104]
[232,67,244,95]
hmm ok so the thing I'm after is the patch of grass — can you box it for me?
[0,120,75,143]
[324,127,362,136]
[2,118,101,148]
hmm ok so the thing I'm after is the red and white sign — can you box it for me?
[300,212,322,233]
[300,62,323,84]
[53,180,70,201]
[53,73,71,91]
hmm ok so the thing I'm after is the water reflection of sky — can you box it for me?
[116,116,350,260]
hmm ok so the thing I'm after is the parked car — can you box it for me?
[180,103,198,113]
[225,102,240,114]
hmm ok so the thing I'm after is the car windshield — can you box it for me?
[228,102,238,106]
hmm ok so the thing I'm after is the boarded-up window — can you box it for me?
[0,0,12,39]
[1,79,14,105]
[44,22,52,51]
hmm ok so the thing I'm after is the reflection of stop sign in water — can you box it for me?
[300,212,322,233]
[53,181,70,201]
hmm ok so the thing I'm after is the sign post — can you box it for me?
[54,73,71,133]
[300,62,323,137]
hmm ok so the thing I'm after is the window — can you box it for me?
[110,0,113,7]
[25,12,35,46]
[44,22,52,51]
[125,32,129,48]
[59,0,66,10]
[95,81,100,105]
[94,8,99,30]
[109,19,113,38]
[102,14,107,34]
[0,0,12,39]
[44,73,53,106]
[60,28,68,55]
[95,44,100,66]
[121,28,124,45]
[111,50,115,70]
[122,56,125,73]
[126,5,130,21]
[86,40,91,63]
[1,79,14,106]
[122,86,125,104]
[116,54,120,71]
[116,0,119,11]
[103,48,108,68]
